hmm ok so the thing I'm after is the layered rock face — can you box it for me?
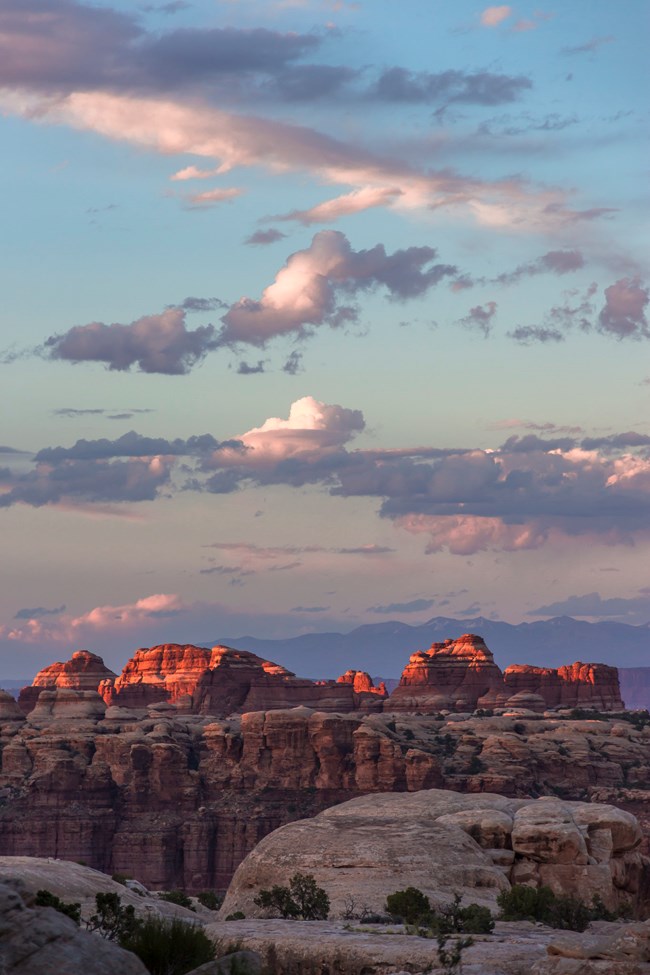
[389,634,624,713]
[18,650,117,714]
[504,662,624,712]
[1,693,649,892]
[99,644,387,715]
[220,790,646,919]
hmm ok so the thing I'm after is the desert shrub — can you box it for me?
[254,872,329,920]
[467,755,485,775]
[512,722,526,735]
[590,894,632,921]
[403,728,415,740]
[225,911,246,921]
[449,901,494,934]
[159,889,195,911]
[86,892,139,941]
[111,873,130,886]
[437,932,474,974]
[197,890,223,911]
[35,889,81,925]
[385,886,431,924]
[121,916,215,975]
[497,885,592,931]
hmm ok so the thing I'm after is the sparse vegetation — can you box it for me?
[496,884,629,931]
[121,915,216,975]
[386,889,494,935]
[34,889,81,925]
[159,888,196,911]
[385,886,431,924]
[86,891,140,941]
[225,911,246,921]
[254,872,330,920]
[436,931,474,974]
[197,890,223,911]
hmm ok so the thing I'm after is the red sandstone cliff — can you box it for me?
[98,644,387,715]
[18,651,117,714]
[504,661,624,711]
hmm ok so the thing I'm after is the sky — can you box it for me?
[0,0,649,677]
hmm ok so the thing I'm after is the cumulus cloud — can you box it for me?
[44,308,219,374]
[0,594,187,644]
[598,277,650,339]
[219,231,457,346]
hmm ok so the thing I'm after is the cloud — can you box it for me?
[179,297,228,312]
[43,308,220,374]
[494,249,584,286]
[274,187,403,225]
[528,591,650,621]
[457,301,497,336]
[237,360,266,374]
[14,605,66,620]
[561,36,614,56]
[244,228,287,246]
[34,430,231,463]
[368,597,434,614]
[53,407,155,419]
[184,186,243,208]
[598,278,649,339]
[219,231,457,347]
[480,6,512,27]
[508,325,564,344]
[372,66,530,105]
[282,351,303,375]
[290,605,330,613]
[1,593,187,643]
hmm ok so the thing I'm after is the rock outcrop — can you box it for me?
[388,634,624,714]
[0,879,147,975]
[504,662,624,712]
[18,651,117,714]
[220,790,646,919]
[97,644,387,715]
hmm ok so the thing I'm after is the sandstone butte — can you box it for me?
[16,634,623,717]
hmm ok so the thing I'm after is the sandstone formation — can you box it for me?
[220,790,645,919]
[0,879,148,975]
[504,662,624,712]
[18,651,117,714]
[389,634,624,714]
[97,643,387,715]
[2,697,650,892]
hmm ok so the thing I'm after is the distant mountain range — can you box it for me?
[223,615,650,691]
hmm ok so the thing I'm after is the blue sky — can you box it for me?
[0,0,649,676]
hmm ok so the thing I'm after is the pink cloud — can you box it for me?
[480,5,512,27]
[274,187,403,225]
[185,186,243,208]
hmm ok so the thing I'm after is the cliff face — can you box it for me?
[388,634,624,714]
[17,651,117,714]
[504,662,624,711]
[1,686,647,892]
[98,644,387,715]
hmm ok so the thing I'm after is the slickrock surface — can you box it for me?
[17,651,117,714]
[206,918,650,975]
[0,879,148,975]
[220,790,645,919]
[0,857,199,922]
[2,698,650,891]
[98,643,387,714]
[389,634,623,713]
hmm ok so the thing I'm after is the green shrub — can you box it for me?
[467,755,485,775]
[385,886,431,924]
[497,885,593,931]
[35,889,81,925]
[451,901,494,934]
[225,911,246,921]
[254,872,329,920]
[121,916,216,975]
[159,889,196,911]
[197,890,223,911]
[86,892,139,941]
[111,873,130,886]
[437,932,473,974]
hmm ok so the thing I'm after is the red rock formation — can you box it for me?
[101,644,386,715]
[18,651,117,714]
[336,670,387,709]
[387,635,624,714]
[504,661,624,711]
[388,634,508,712]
